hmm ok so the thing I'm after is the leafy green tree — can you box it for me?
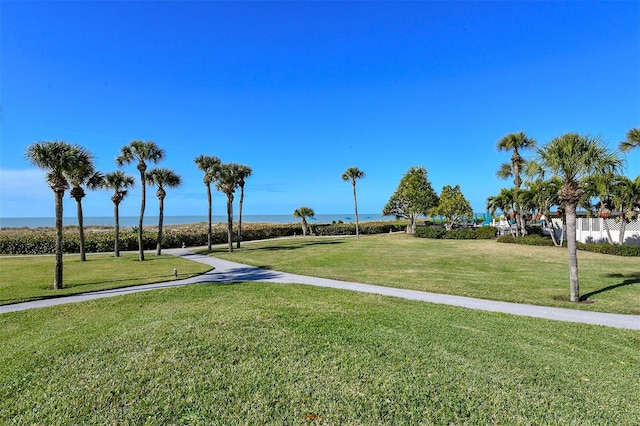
[382,166,439,233]
[101,171,135,257]
[67,159,103,262]
[293,206,315,236]
[431,185,472,230]
[342,167,365,238]
[116,140,165,261]
[236,165,253,249]
[194,155,222,251]
[532,133,622,302]
[216,163,242,253]
[25,141,91,289]
[496,132,536,235]
[147,168,182,255]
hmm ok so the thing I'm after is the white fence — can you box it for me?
[550,217,640,245]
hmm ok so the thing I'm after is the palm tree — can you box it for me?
[67,159,103,262]
[101,171,135,257]
[293,206,315,236]
[533,133,622,302]
[609,175,640,245]
[341,167,365,238]
[524,177,563,246]
[194,155,221,251]
[619,127,640,153]
[116,140,165,261]
[215,163,242,253]
[146,168,182,255]
[496,132,536,235]
[25,141,91,289]
[236,165,253,249]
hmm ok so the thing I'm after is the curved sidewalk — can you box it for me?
[2,248,639,331]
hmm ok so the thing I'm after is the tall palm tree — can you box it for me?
[67,159,103,262]
[293,206,315,236]
[25,141,91,289]
[215,163,241,253]
[236,164,253,249]
[116,140,165,261]
[194,155,221,251]
[619,127,640,153]
[101,171,135,257]
[533,133,622,302]
[496,132,536,235]
[146,168,182,255]
[341,167,365,238]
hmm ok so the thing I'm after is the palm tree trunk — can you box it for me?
[618,219,627,245]
[565,202,580,302]
[226,195,234,253]
[114,202,120,257]
[237,187,245,249]
[156,196,164,255]
[54,189,64,289]
[206,183,212,251]
[138,171,146,261]
[302,218,309,236]
[352,183,360,239]
[76,199,86,262]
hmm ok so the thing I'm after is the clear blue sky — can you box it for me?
[1,1,639,219]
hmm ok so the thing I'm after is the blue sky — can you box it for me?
[1,1,639,219]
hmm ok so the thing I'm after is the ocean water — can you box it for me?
[0,214,396,228]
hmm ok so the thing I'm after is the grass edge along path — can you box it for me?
[1,283,638,425]
[0,252,212,306]
[205,234,640,315]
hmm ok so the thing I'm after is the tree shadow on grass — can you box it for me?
[247,240,345,252]
[580,273,640,301]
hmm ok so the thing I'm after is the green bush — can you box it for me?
[414,227,447,239]
[0,222,407,255]
[576,242,640,257]
[496,234,556,246]
[415,226,497,240]
[497,234,640,256]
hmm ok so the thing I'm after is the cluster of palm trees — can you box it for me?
[293,167,366,238]
[25,139,254,289]
[194,156,252,253]
[487,128,640,302]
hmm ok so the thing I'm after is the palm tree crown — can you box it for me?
[619,127,640,153]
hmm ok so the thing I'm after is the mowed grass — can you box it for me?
[0,253,212,305]
[208,234,640,314]
[1,283,638,425]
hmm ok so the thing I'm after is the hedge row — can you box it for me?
[0,221,406,255]
[414,226,498,240]
[496,234,640,256]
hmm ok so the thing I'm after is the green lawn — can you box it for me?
[1,283,638,424]
[208,234,640,314]
[0,252,212,305]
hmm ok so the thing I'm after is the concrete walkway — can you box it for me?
[2,248,639,331]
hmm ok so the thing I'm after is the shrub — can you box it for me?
[415,226,496,240]
[0,221,408,254]
[414,227,447,239]
[497,234,640,256]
